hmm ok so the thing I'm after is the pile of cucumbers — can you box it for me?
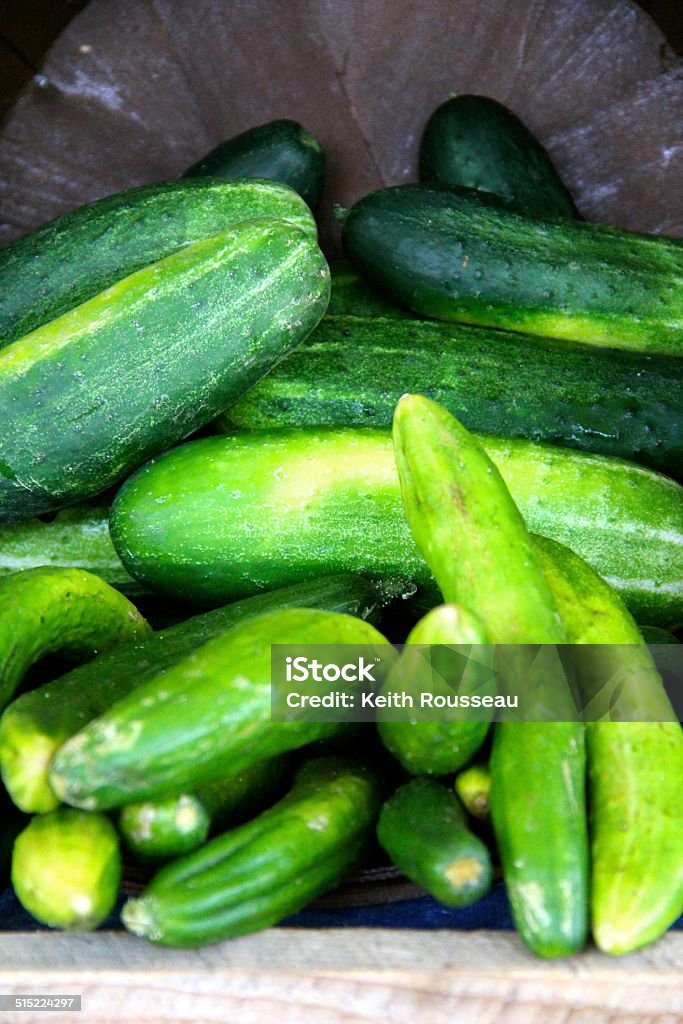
[0,96,681,957]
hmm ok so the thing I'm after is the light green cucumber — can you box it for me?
[0,567,149,712]
[0,574,379,814]
[377,603,491,774]
[454,763,491,820]
[49,608,394,811]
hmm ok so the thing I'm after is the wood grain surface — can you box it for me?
[1,929,682,1024]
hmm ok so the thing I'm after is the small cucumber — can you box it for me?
[216,312,683,479]
[183,119,325,210]
[419,95,577,219]
[377,603,491,775]
[377,779,492,907]
[110,428,683,627]
[0,504,143,596]
[118,755,291,861]
[12,809,121,930]
[0,178,316,345]
[121,756,383,947]
[49,609,394,811]
[0,567,149,712]
[454,763,491,820]
[342,184,683,355]
[534,534,683,955]
[0,219,329,523]
[0,573,379,814]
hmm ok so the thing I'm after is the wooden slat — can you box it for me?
[1,928,682,1023]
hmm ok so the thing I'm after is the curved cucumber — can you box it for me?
[0,219,329,523]
[0,504,142,595]
[0,178,316,346]
[216,313,683,479]
[119,755,292,861]
[110,429,683,627]
[0,567,149,712]
[342,184,683,355]
[183,119,325,210]
[534,535,683,955]
[12,809,121,930]
[377,779,492,907]
[377,603,491,775]
[49,609,394,811]
[419,95,577,219]
[0,574,379,813]
[121,756,383,947]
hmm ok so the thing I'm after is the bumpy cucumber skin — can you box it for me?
[342,184,683,354]
[216,313,683,479]
[0,567,149,712]
[377,779,492,908]
[0,219,329,523]
[49,609,393,811]
[0,504,143,595]
[377,604,491,774]
[419,95,577,219]
[111,429,683,627]
[0,574,380,814]
[183,120,325,210]
[0,178,316,346]
[12,808,121,930]
[534,535,683,955]
[121,756,383,947]
[119,755,292,861]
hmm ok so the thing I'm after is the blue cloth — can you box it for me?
[2,881,681,933]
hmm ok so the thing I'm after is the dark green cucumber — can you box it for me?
[0,567,150,712]
[12,809,121,930]
[110,429,683,627]
[419,95,577,219]
[639,625,679,644]
[0,219,329,523]
[0,178,316,346]
[392,396,586,958]
[342,184,683,354]
[454,763,491,820]
[49,609,394,811]
[377,603,491,775]
[183,120,325,210]
[121,756,383,947]
[0,504,142,595]
[0,573,380,813]
[215,314,683,479]
[327,261,408,317]
[377,779,492,907]
[118,755,292,861]
[534,535,683,955]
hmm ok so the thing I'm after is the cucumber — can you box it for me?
[215,314,683,479]
[454,763,491,820]
[377,779,492,907]
[0,219,329,523]
[534,535,683,955]
[0,178,316,345]
[342,184,683,354]
[0,573,379,813]
[110,429,683,627]
[183,120,325,210]
[377,604,491,775]
[49,608,394,811]
[0,504,142,595]
[419,95,577,219]
[121,756,383,947]
[118,755,292,861]
[12,809,121,930]
[639,625,679,644]
[391,394,586,958]
[0,567,149,712]
[327,261,407,318]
